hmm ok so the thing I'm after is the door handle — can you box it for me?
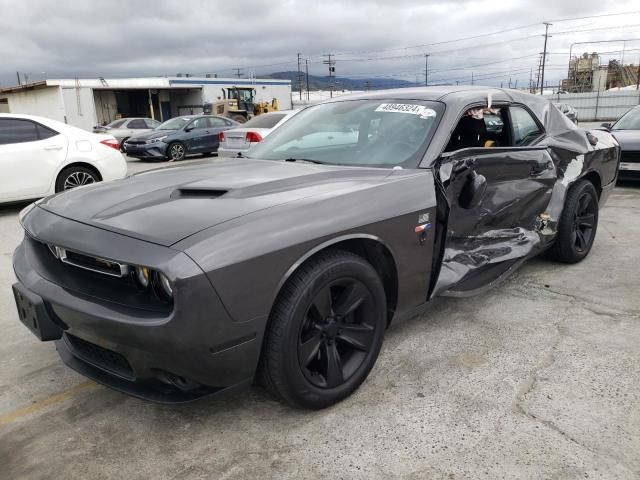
[43,145,63,150]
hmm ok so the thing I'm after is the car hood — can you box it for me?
[37,158,396,246]
[129,129,176,141]
[611,130,640,150]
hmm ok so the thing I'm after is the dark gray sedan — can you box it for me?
[123,115,239,161]
[602,105,640,179]
[13,87,619,409]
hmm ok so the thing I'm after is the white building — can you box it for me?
[0,77,292,131]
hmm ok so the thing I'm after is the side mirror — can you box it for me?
[459,171,487,209]
[600,122,612,130]
[184,126,194,132]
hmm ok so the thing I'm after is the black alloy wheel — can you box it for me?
[572,191,597,253]
[298,277,377,389]
[260,250,386,409]
[548,179,599,263]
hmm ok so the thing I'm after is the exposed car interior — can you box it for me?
[444,105,543,152]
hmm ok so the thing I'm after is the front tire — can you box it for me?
[548,179,599,263]
[55,166,99,193]
[167,142,186,161]
[260,250,387,409]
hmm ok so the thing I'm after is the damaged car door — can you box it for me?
[432,145,556,296]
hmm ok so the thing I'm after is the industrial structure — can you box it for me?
[562,52,640,92]
[0,77,292,131]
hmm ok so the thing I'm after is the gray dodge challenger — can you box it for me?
[13,87,620,409]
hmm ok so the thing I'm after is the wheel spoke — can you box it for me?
[310,287,332,321]
[336,323,374,352]
[578,194,591,215]
[323,342,344,388]
[299,331,322,366]
[333,282,369,317]
[578,213,594,228]
[576,229,586,250]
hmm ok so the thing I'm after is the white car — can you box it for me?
[218,110,298,157]
[0,113,127,203]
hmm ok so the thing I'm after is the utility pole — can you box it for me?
[364,80,372,91]
[471,72,474,85]
[540,22,552,95]
[233,68,243,79]
[424,54,429,87]
[297,52,302,101]
[323,54,336,98]
[529,68,533,93]
[536,53,543,94]
[305,58,310,99]
[16,72,21,86]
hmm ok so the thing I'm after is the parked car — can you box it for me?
[12,88,619,409]
[554,103,578,124]
[601,105,640,179]
[0,113,126,204]
[123,115,239,161]
[93,117,162,150]
[218,110,298,157]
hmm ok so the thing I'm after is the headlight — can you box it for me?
[145,136,167,144]
[134,266,150,289]
[155,272,173,300]
[131,265,173,301]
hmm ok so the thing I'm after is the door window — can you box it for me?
[188,117,209,130]
[509,106,543,146]
[0,118,40,145]
[146,119,162,129]
[207,117,227,128]
[128,119,148,129]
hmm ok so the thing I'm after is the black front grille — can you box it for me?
[66,334,134,380]
[621,151,640,164]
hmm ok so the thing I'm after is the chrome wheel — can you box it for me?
[63,171,95,190]
[169,143,185,161]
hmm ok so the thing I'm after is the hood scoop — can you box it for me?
[170,188,228,199]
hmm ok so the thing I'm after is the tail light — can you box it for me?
[100,138,120,150]
[219,131,225,142]
[245,131,263,143]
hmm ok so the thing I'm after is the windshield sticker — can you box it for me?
[375,104,436,119]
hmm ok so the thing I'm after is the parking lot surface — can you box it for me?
[0,157,638,479]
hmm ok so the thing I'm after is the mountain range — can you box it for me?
[266,71,419,91]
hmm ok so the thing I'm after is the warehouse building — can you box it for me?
[0,76,292,131]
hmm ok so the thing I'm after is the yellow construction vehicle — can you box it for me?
[205,87,278,123]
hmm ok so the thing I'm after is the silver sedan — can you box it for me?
[93,118,161,149]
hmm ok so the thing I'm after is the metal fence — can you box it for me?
[544,90,640,122]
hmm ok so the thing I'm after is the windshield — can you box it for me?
[247,100,443,168]
[157,117,191,130]
[612,108,640,131]
[242,113,288,129]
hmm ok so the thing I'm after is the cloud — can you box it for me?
[1,0,639,89]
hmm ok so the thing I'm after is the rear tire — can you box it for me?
[548,179,599,263]
[260,250,386,409]
[55,166,99,193]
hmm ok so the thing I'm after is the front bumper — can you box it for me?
[13,208,264,403]
[123,141,168,159]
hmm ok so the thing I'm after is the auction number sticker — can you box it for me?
[375,103,436,119]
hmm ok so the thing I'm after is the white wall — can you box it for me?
[61,87,98,130]
[3,87,66,122]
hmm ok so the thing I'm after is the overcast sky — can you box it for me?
[2,0,640,89]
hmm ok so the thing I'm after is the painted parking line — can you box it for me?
[0,381,98,425]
